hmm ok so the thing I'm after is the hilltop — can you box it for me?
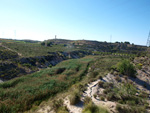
[0,38,147,58]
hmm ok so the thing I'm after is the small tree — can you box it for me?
[117,60,136,77]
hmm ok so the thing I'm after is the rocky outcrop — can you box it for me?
[0,51,92,81]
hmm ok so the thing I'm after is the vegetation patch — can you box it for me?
[69,92,81,105]
[82,100,109,113]
[0,56,94,112]
[99,82,148,112]
[117,60,136,77]
[116,104,146,113]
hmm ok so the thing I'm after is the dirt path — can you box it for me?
[37,74,117,113]
[64,97,83,113]
[62,80,101,113]
[82,74,116,113]
[0,43,22,56]
[84,80,100,98]
[63,74,116,113]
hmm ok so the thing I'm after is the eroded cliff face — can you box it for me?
[0,51,92,81]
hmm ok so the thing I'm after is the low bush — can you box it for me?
[83,101,109,113]
[100,96,105,101]
[84,96,92,105]
[116,104,146,113]
[22,63,32,68]
[49,64,52,68]
[102,82,148,109]
[115,75,121,82]
[117,60,136,77]
[93,94,97,98]
[103,82,111,89]
[111,65,117,71]
[98,75,103,80]
[103,88,111,94]
[0,78,24,88]
[90,71,99,78]
[136,63,142,70]
[57,106,69,113]
[106,92,116,101]
[0,49,18,60]
[55,67,66,74]
[52,99,64,112]
[98,81,104,87]
[82,101,99,113]
[139,91,148,98]
[69,92,80,105]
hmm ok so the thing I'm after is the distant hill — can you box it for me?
[42,39,147,56]
[0,38,147,59]
[0,38,147,81]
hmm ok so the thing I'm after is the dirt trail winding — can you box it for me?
[0,43,22,56]
[62,80,101,113]
[82,75,116,113]
[37,74,117,113]
[64,97,83,113]
[63,74,116,113]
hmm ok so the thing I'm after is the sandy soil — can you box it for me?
[37,68,150,113]
[63,74,117,113]
[0,79,3,83]
[37,74,117,113]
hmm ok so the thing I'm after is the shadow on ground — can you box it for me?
[130,77,150,90]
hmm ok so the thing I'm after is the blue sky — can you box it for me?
[0,0,150,45]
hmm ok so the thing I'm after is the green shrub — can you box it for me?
[98,75,103,80]
[117,60,136,77]
[100,96,105,101]
[111,65,117,71]
[144,103,149,109]
[139,91,148,98]
[55,67,66,74]
[52,99,64,112]
[103,88,111,94]
[136,63,142,70]
[116,104,125,113]
[22,63,32,68]
[116,104,146,113]
[49,64,52,68]
[82,101,109,113]
[57,106,69,113]
[102,83,142,104]
[0,78,24,88]
[93,94,97,99]
[103,82,111,89]
[98,81,104,87]
[69,92,80,105]
[110,69,114,74]
[118,100,124,104]
[126,100,136,106]
[90,71,99,78]
[82,102,99,113]
[115,75,121,82]
[84,96,92,105]
[106,92,116,101]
